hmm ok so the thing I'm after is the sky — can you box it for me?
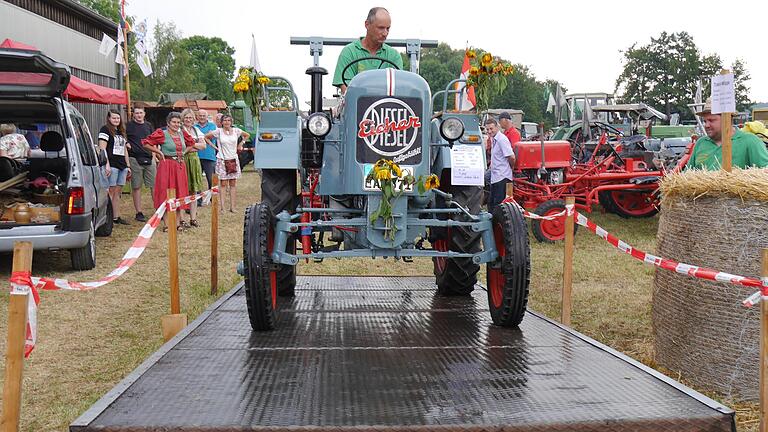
[127,0,768,110]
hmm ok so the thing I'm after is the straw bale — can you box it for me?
[653,183,768,401]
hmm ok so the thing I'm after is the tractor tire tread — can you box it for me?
[261,169,297,296]
[488,202,531,327]
[243,203,276,331]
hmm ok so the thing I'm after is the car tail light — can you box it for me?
[66,187,85,215]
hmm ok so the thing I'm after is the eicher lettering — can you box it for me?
[356,96,423,166]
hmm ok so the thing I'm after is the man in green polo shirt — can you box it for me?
[688,98,768,170]
[332,7,404,94]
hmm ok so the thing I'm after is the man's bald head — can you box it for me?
[196,109,209,124]
[364,7,391,47]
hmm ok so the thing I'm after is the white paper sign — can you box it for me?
[450,144,485,186]
[711,73,736,114]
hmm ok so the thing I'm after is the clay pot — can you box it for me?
[14,204,31,224]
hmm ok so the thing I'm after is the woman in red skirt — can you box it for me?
[141,112,195,231]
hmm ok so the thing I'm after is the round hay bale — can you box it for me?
[654,168,768,401]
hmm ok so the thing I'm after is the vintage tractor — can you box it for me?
[512,120,692,243]
[241,37,531,330]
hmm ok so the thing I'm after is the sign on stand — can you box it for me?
[711,73,736,115]
[450,144,485,186]
[711,70,735,172]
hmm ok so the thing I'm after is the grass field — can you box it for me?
[0,167,758,431]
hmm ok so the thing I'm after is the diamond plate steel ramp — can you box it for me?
[71,276,735,432]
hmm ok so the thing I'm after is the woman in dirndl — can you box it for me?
[204,114,250,212]
[141,111,194,232]
[180,108,206,227]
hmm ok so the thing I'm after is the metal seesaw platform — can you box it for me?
[71,276,735,432]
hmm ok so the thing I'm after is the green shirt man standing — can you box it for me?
[332,7,404,93]
[688,98,768,170]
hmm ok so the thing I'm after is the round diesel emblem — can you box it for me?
[357,97,422,157]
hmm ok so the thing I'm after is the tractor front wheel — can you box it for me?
[530,199,577,243]
[260,169,298,296]
[603,190,659,218]
[243,203,278,331]
[487,202,531,327]
[433,184,483,296]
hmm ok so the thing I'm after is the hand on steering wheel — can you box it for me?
[341,56,401,87]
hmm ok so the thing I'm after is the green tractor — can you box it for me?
[228,99,258,169]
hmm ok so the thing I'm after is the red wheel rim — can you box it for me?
[539,207,566,241]
[489,222,505,308]
[433,228,451,274]
[610,190,657,216]
[267,226,277,310]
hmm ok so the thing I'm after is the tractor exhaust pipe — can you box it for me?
[306,66,327,114]
[537,122,547,181]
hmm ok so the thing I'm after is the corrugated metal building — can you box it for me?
[0,0,121,139]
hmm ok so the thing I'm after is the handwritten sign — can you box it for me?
[711,73,736,114]
[450,144,485,186]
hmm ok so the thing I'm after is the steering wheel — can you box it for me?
[341,56,401,87]
[592,121,624,137]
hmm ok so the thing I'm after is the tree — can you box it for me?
[130,21,203,101]
[731,59,752,112]
[615,31,751,120]
[77,0,120,23]
[179,36,236,101]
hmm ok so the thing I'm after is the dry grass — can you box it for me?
[0,172,757,430]
[661,167,768,202]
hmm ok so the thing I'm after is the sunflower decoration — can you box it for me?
[366,159,416,241]
[463,47,514,113]
[232,66,271,121]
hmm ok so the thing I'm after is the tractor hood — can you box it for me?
[0,49,70,99]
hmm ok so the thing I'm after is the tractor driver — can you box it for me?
[332,7,404,94]
[688,98,768,170]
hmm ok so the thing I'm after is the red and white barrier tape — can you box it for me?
[8,186,218,358]
[508,199,766,307]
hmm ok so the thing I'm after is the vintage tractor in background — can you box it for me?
[240,37,531,330]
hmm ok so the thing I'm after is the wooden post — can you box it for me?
[210,176,219,296]
[1,242,33,432]
[720,69,732,172]
[161,190,187,342]
[561,197,575,326]
[760,248,768,432]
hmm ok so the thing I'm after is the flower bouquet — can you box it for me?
[366,159,440,241]
[233,66,271,122]
[464,49,514,113]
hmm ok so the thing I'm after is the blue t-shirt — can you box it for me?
[196,121,217,161]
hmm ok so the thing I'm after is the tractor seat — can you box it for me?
[28,131,67,179]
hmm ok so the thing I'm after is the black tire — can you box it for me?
[243,203,277,331]
[71,222,96,270]
[260,169,297,296]
[95,198,113,237]
[487,202,531,327]
[432,180,483,296]
[598,191,618,214]
[530,199,578,243]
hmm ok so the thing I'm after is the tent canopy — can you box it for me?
[0,38,127,105]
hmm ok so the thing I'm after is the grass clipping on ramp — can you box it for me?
[654,167,768,402]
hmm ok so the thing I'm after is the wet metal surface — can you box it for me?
[72,276,735,432]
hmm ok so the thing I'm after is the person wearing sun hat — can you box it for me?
[688,97,768,170]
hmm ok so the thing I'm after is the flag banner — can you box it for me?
[546,89,556,113]
[135,39,152,76]
[455,53,476,111]
[99,33,117,56]
[249,34,261,71]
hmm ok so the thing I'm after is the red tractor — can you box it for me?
[511,122,692,242]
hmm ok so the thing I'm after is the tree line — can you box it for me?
[77,2,752,121]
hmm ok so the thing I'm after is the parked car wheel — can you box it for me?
[70,222,96,270]
[95,198,113,237]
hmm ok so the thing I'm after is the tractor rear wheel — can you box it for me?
[487,202,531,327]
[260,169,298,296]
[432,183,483,296]
[530,199,578,243]
[243,203,278,331]
[598,191,618,214]
[603,190,659,218]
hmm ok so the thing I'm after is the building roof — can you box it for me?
[157,93,209,106]
[172,100,227,110]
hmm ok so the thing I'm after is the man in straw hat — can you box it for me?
[688,97,768,170]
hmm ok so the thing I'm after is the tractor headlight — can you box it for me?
[307,112,331,138]
[440,117,465,142]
